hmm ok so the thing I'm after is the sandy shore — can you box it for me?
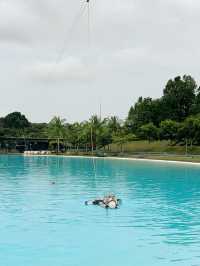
[23,154,200,167]
[105,156,200,167]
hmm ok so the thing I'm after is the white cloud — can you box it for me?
[29,56,94,81]
[0,1,33,43]
[0,0,200,122]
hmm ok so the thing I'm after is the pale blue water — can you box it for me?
[0,155,200,266]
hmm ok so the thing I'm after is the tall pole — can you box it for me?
[87,0,90,47]
[99,103,102,121]
[57,138,60,154]
[91,126,94,155]
[185,138,188,156]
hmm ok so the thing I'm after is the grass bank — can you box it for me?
[60,141,200,163]
[106,140,200,155]
[102,140,200,163]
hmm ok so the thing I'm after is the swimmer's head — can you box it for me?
[107,200,117,209]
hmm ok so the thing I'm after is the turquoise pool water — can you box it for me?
[0,155,200,266]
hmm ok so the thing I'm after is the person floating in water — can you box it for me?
[85,194,121,209]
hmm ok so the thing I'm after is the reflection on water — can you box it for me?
[0,155,200,266]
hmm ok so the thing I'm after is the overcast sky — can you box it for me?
[0,0,200,123]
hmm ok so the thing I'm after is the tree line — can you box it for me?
[126,75,200,146]
[0,111,127,151]
[0,74,200,151]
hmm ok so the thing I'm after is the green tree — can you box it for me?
[127,97,153,132]
[162,75,196,121]
[89,115,102,150]
[4,112,30,129]
[191,87,200,115]
[159,120,180,143]
[66,121,93,151]
[96,124,112,148]
[179,116,200,146]
[107,116,121,132]
[138,123,158,142]
[47,116,66,153]
[126,97,163,132]
[112,131,136,153]
[26,123,48,138]
[0,117,4,128]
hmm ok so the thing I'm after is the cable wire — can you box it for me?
[55,1,87,64]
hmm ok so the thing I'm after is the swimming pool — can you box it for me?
[0,155,200,266]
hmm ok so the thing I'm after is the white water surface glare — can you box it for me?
[0,155,200,266]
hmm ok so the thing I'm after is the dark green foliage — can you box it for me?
[27,123,48,138]
[178,116,200,145]
[4,112,30,129]
[125,74,200,145]
[127,97,155,132]
[47,117,66,138]
[127,75,198,132]
[162,75,196,121]
[159,120,180,142]
[138,123,159,142]
[0,117,4,127]
[191,87,200,115]
[0,112,47,138]
[112,130,136,152]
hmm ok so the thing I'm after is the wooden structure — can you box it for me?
[0,137,51,153]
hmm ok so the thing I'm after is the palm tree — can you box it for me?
[89,115,102,151]
[108,116,121,132]
[47,116,66,153]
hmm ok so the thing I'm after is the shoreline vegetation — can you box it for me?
[1,74,200,166]
[0,143,200,164]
